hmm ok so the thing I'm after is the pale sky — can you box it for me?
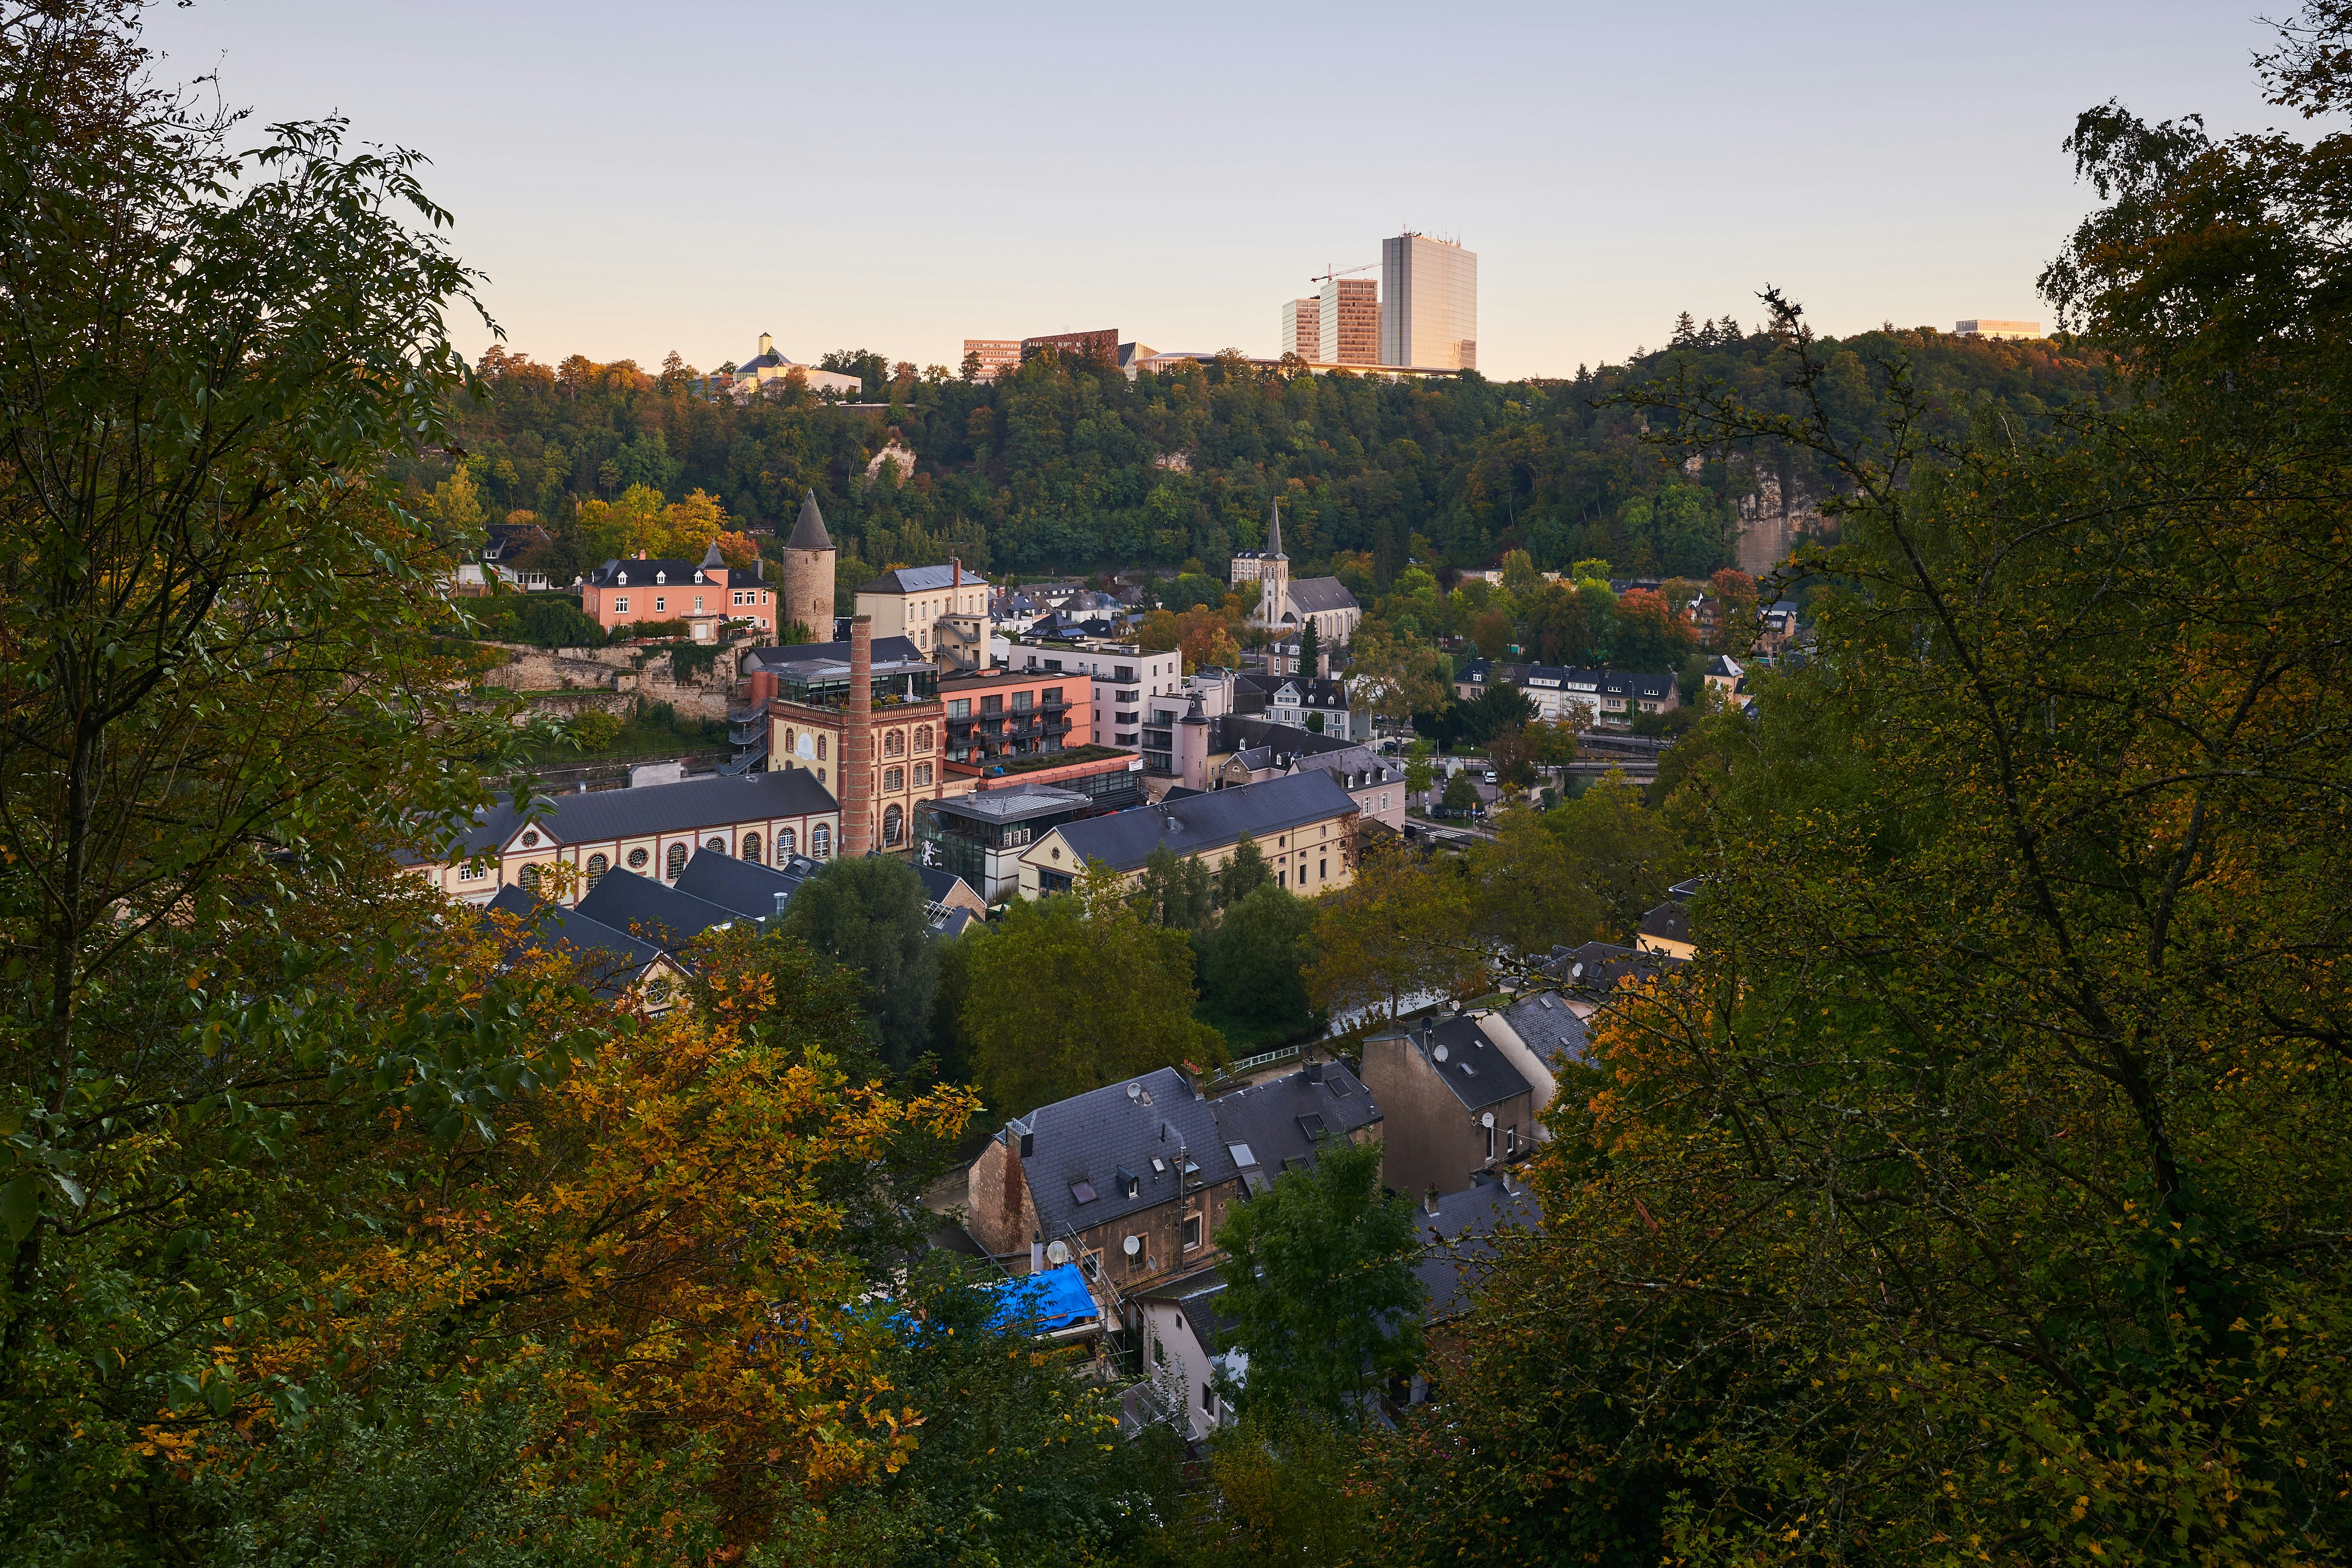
[148,1,2286,382]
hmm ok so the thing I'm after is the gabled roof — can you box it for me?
[585,557,743,589]
[913,863,977,907]
[1206,714,1357,760]
[1414,1176,1541,1322]
[1048,771,1357,874]
[1285,576,1359,615]
[1367,1014,1534,1112]
[485,885,670,999]
[673,844,822,919]
[1210,1064,1379,1189]
[416,770,839,861]
[1544,940,1682,993]
[1536,666,1678,700]
[1013,1066,1240,1245]
[786,490,834,551]
[1494,991,1589,1068]
[858,564,992,595]
[576,867,741,951]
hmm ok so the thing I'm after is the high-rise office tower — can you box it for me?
[1279,298,1321,360]
[1320,276,1379,365]
[1379,233,1477,369]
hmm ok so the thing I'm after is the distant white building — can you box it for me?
[725,333,861,400]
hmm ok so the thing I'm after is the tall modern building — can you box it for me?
[1319,276,1379,365]
[1279,298,1320,361]
[962,339,1021,380]
[1379,233,1477,370]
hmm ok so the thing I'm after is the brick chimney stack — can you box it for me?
[842,614,874,858]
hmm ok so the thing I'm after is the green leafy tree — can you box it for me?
[1403,738,1436,800]
[1439,770,1481,816]
[1214,1138,1424,1425]
[1381,16,2352,1562]
[778,855,940,1071]
[1296,614,1319,675]
[1192,883,1317,1045]
[1134,842,1214,930]
[962,861,1225,1115]
[780,1256,1183,1566]
[1215,833,1272,908]
[1307,839,1482,1024]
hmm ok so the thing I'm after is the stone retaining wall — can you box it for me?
[472,640,744,720]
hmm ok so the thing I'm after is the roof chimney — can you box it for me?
[843,616,875,858]
[1423,1185,1442,1217]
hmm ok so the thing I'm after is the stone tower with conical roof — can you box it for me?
[780,489,836,639]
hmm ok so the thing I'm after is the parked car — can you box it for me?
[1482,770,1498,785]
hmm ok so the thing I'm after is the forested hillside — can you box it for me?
[419,323,2111,590]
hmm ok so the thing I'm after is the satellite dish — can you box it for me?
[1125,1082,1142,1101]
[1480,1111,1495,1128]
[1122,1235,1141,1257]
[1569,962,1585,979]
[1432,1044,1449,1062]
[1046,1240,1071,1266]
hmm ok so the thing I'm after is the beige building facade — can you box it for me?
[963,338,1022,379]
[1319,275,1379,366]
[1279,297,1320,360]
[854,562,993,671]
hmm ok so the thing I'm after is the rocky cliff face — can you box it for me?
[1733,460,1829,577]
[473,641,744,721]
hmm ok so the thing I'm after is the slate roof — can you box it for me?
[786,490,833,551]
[1543,940,1681,994]
[1284,576,1359,615]
[1494,992,1590,1068]
[1050,770,1357,874]
[1413,1176,1541,1322]
[914,864,975,907]
[584,556,759,588]
[1210,1064,1379,1189]
[423,771,841,860]
[1526,666,1678,702]
[1206,714,1356,760]
[1369,1014,1534,1113]
[576,868,741,951]
[485,885,667,999]
[739,636,929,676]
[1012,1066,1241,1247]
[858,564,993,594]
[673,845,822,919]
[1133,1265,1240,1348]
[1638,900,1693,947]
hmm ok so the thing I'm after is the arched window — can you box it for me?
[779,827,796,857]
[883,804,904,848]
[705,835,726,852]
[817,734,828,760]
[884,728,905,758]
[519,863,543,895]
[665,843,687,879]
[741,833,761,864]
[627,847,649,870]
[811,823,831,860]
[915,725,932,753]
[586,852,610,887]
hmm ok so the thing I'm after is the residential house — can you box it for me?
[1519,666,1679,728]
[1635,898,1695,960]
[1361,1014,1537,1196]
[1542,940,1683,1001]
[1757,601,1800,657]
[965,1066,1248,1300]
[1208,1061,1381,1189]
[1702,654,1744,699]
[1411,1172,1541,1348]
[1471,991,1591,1138]
[996,641,1184,759]
[580,540,776,640]
[1020,770,1361,899]
[854,561,993,671]
[938,667,1141,806]
[1452,657,1532,703]
[1167,711,1403,831]
[1127,1268,1244,1442]
[400,769,841,906]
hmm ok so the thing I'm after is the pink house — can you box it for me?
[580,540,776,638]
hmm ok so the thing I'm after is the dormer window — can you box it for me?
[656,571,667,584]
[616,570,629,586]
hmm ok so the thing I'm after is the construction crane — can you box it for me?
[1309,262,1376,285]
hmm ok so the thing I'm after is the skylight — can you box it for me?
[1297,1113,1329,1139]
[1071,1181,1097,1205]
[1227,1142,1257,1167]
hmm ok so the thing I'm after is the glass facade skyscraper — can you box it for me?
[1379,233,1477,370]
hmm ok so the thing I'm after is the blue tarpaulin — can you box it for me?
[986,1263,1100,1335]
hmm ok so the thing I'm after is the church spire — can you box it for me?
[1265,495,1285,559]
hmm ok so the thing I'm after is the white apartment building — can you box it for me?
[1379,233,1478,370]
[1279,298,1320,361]
[999,638,1184,758]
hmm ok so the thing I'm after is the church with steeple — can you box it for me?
[1228,497,1362,647]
